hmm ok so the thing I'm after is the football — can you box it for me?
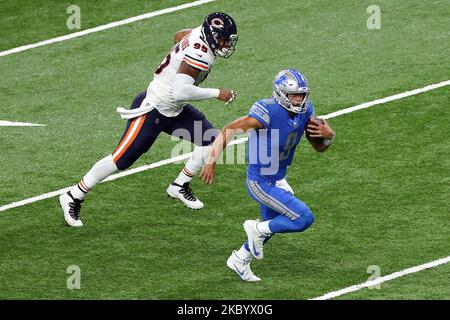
[305,118,324,144]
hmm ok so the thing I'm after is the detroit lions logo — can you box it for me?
[274,75,288,87]
[211,18,224,29]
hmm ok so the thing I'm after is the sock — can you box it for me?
[70,154,118,200]
[70,180,88,200]
[174,167,195,185]
[174,145,211,185]
[236,243,252,260]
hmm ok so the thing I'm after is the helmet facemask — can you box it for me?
[214,34,238,58]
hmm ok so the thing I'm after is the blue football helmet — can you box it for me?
[202,12,238,58]
[273,69,310,113]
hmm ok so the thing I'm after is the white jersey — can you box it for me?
[142,26,217,117]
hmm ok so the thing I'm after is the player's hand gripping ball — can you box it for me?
[305,118,325,144]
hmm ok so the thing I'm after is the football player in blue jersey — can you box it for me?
[200,69,335,281]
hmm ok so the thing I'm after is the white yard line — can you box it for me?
[0,79,448,213]
[0,0,217,58]
[0,154,191,213]
[0,121,46,127]
[320,80,450,119]
[310,256,450,300]
[0,138,246,212]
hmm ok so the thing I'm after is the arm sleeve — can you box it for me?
[172,73,220,102]
[248,102,270,128]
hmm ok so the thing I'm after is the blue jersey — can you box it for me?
[247,98,314,181]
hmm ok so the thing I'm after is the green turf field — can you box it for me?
[0,0,449,300]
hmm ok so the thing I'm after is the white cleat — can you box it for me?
[167,182,204,210]
[243,220,266,260]
[59,191,83,227]
[226,251,261,282]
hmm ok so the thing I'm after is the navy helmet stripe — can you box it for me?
[289,68,307,87]
[289,68,301,85]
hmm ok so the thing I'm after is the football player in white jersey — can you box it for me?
[60,12,238,226]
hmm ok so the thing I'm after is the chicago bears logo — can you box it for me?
[211,18,224,29]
